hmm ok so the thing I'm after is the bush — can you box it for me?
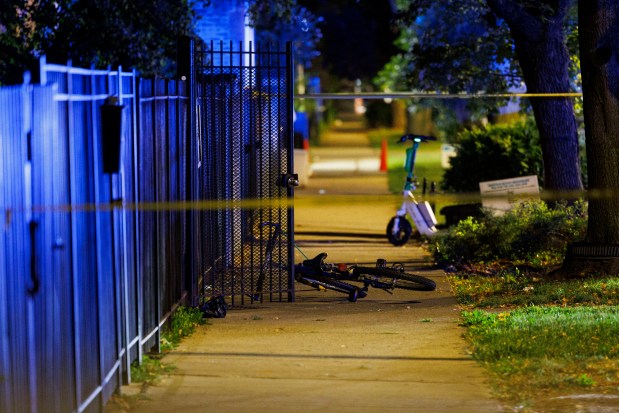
[442,119,543,192]
[428,200,588,267]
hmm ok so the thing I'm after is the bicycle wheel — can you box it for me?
[295,266,361,302]
[352,267,436,291]
[386,216,412,246]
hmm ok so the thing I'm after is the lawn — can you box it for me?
[451,272,619,409]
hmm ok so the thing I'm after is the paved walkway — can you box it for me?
[108,114,505,413]
[308,112,382,177]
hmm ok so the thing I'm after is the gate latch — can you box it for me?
[281,173,299,188]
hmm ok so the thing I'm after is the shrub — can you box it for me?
[441,119,543,192]
[428,200,588,267]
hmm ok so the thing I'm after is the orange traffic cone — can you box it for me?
[379,137,388,172]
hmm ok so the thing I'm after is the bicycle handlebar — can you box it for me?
[398,134,437,143]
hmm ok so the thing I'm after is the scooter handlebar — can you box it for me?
[398,134,437,143]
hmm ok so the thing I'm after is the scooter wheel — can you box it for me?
[386,216,412,246]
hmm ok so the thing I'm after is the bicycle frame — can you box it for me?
[256,223,362,301]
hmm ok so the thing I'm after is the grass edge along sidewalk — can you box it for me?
[451,273,619,410]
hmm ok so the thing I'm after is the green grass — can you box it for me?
[460,306,619,403]
[452,274,619,405]
[462,307,619,361]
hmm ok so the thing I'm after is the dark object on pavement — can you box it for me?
[200,295,228,318]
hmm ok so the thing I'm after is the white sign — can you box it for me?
[441,144,457,168]
[479,175,540,213]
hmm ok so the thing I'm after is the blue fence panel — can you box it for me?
[136,78,159,352]
[0,84,33,413]
[114,70,140,377]
[40,63,128,411]
[29,83,77,412]
[136,78,189,352]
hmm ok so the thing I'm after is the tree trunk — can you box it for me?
[487,0,583,192]
[559,1,619,277]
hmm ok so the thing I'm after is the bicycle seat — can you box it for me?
[399,134,437,143]
[302,253,328,271]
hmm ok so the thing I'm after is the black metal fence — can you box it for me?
[192,40,295,305]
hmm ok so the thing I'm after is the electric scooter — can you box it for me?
[386,134,439,246]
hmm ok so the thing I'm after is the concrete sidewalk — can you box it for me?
[108,115,504,412]
[117,239,502,413]
[115,239,503,413]
[308,112,382,177]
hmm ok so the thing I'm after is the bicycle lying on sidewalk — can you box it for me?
[387,134,440,246]
[256,223,437,302]
[300,252,437,297]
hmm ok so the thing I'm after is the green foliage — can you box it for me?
[373,0,521,134]
[376,0,583,183]
[0,0,200,82]
[373,54,410,93]
[575,373,596,387]
[397,0,519,94]
[161,306,206,351]
[442,119,543,192]
[428,200,588,266]
[384,1,579,97]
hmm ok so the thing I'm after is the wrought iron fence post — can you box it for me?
[178,36,200,306]
[286,42,296,302]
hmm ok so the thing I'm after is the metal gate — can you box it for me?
[191,40,295,304]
